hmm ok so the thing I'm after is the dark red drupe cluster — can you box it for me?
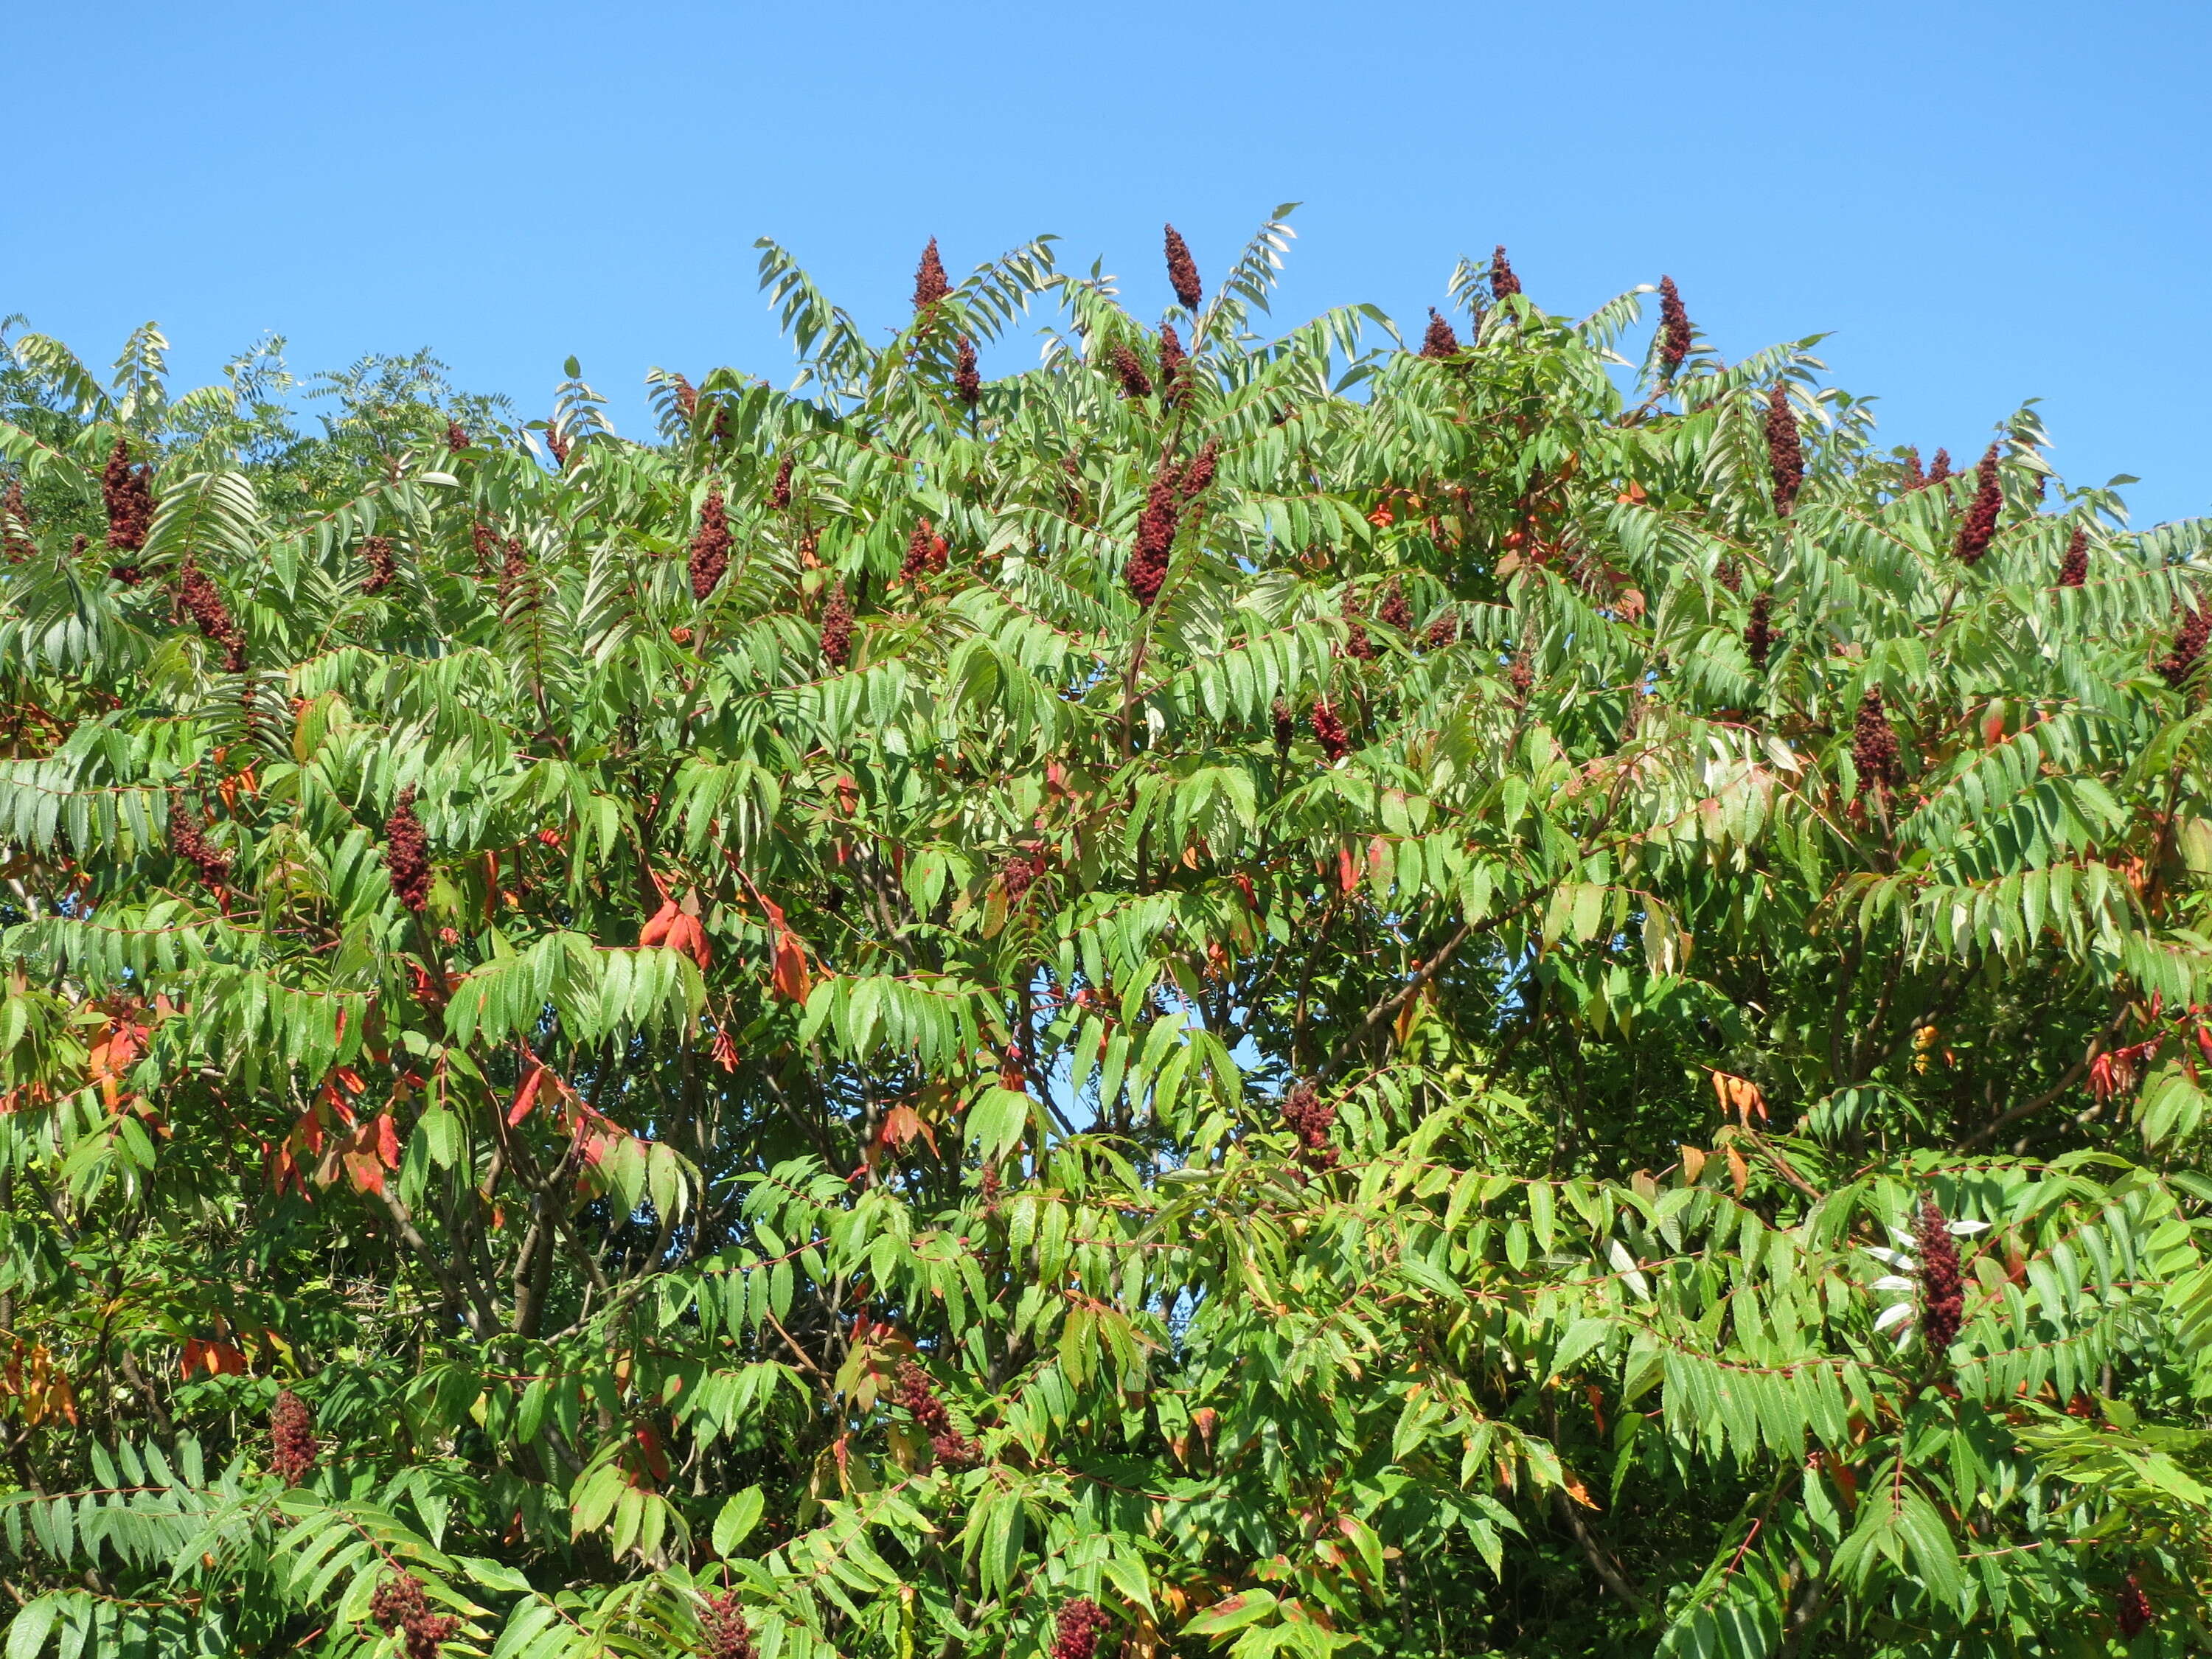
[895,1359,979,1469]
[954,336,982,406]
[1656,276,1693,375]
[2157,606,2210,689]
[2056,527,2088,588]
[1127,471,1179,608]
[385,787,431,912]
[1913,1195,1964,1357]
[1425,610,1459,650]
[178,560,246,671]
[168,793,232,890]
[1377,578,1413,634]
[104,437,155,579]
[1109,343,1153,400]
[902,518,949,583]
[1953,445,2003,565]
[270,1388,318,1484]
[914,238,951,312]
[369,1571,459,1659]
[1490,246,1521,302]
[1178,440,1218,499]
[1765,384,1805,516]
[361,535,397,594]
[1340,588,1376,661]
[1164,226,1203,310]
[689,488,731,600]
[698,1592,757,1659]
[1281,1079,1339,1168]
[1310,700,1350,762]
[770,455,794,512]
[1851,689,1899,794]
[819,580,853,669]
[1745,594,1773,670]
[1421,308,1461,359]
[1051,1599,1111,1659]
[1158,323,1189,408]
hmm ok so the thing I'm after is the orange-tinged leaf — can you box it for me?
[509,1063,549,1125]
[771,930,810,1002]
[640,899,681,949]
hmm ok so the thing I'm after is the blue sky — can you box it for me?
[7,0,2207,524]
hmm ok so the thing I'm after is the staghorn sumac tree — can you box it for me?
[4,207,2212,1659]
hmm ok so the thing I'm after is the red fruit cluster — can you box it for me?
[1177,439,1219,499]
[699,1592,757,1659]
[954,336,981,407]
[1420,308,1461,359]
[770,455,794,512]
[1928,448,1953,487]
[895,1359,980,1468]
[1164,225,1203,310]
[1765,384,1805,516]
[1051,1599,1112,1659]
[270,1388,318,1485]
[168,793,232,889]
[1914,1195,1964,1357]
[690,488,731,600]
[820,580,854,669]
[2057,527,2089,588]
[672,375,700,422]
[178,560,246,671]
[1002,846,1048,902]
[103,437,155,577]
[2117,1574,2155,1638]
[1377,578,1413,633]
[369,1571,459,1659]
[1127,471,1179,608]
[1745,593,1774,670]
[1425,610,1459,650]
[901,518,950,583]
[1953,445,2003,565]
[1851,689,1899,794]
[386,787,431,912]
[1899,448,1928,492]
[2157,606,2210,689]
[545,422,571,467]
[1158,323,1189,408]
[1508,647,1534,702]
[1340,589,1376,661]
[1281,1079,1339,1168]
[444,422,469,455]
[1490,245,1522,302]
[470,520,498,574]
[1108,343,1154,400]
[1272,698,1295,751]
[499,535,533,612]
[914,238,952,312]
[3,480,29,560]
[361,535,397,594]
[1716,557,1742,594]
[1657,276,1693,375]
[1311,699,1350,762]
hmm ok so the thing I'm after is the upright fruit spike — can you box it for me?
[901,518,948,582]
[914,237,951,311]
[1340,588,1376,661]
[1765,383,1806,516]
[953,336,981,406]
[1953,445,2003,565]
[1177,439,1219,499]
[770,455,793,511]
[178,559,247,671]
[2,479,31,560]
[2157,605,2210,688]
[894,1359,980,1468]
[1108,343,1153,400]
[1899,447,1927,492]
[2116,1575,2155,1639]
[1851,688,1899,793]
[103,436,155,575]
[819,580,853,669]
[385,787,431,912]
[1421,308,1461,359]
[689,487,731,600]
[167,793,232,890]
[1745,593,1773,669]
[2056,526,2089,588]
[700,1593,758,1659]
[1050,1599,1112,1659]
[1490,245,1522,301]
[270,1389,318,1484]
[544,422,570,466]
[1914,1194,1964,1357]
[1378,577,1413,633]
[1425,609,1460,650]
[1928,448,1953,487]
[1164,224,1203,310]
[1281,1079,1340,1167]
[1158,323,1189,408]
[672,374,700,422]
[445,421,469,454]
[1127,466,1179,608]
[1272,698,1295,752]
[1656,276,1693,375]
[1311,699,1350,762]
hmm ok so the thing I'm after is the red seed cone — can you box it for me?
[1272,698,1295,752]
[1108,343,1153,400]
[1490,245,1522,302]
[1281,1079,1340,1168]
[1420,308,1461,359]
[1158,322,1189,408]
[953,335,982,406]
[1127,470,1179,608]
[901,518,949,583]
[1656,276,1693,375]
[1851,689,1899,794]
[1928,448,1953,487]
[1051,1599,1112,1659]
[498,535,533,612]
[1508,646,1534,703]
[1311,699,1350,762]
[2116,1575,2154,1639]
[1899,447,1927,492]
[470,520,498,575]
[895,1359,980,1468]
[699,1593,758,1659]
[1001,846,1047,903]
[385,787,431,912]
[2057,526,2089,588]
[1953,445,2003,565]
[672,374,700,422]
[770,455,794,512]
[1765,383,1806,516]
[1745,593,1774,670]
[270,1388,318,1484]
[1425,609,1460,650]
[819,580,853,668]
[2157,605,2210,689]
[361,535,397,594]
[2,480,30,560]
[689,488,731,600]
[1377,577,1413,633]
[370,1569,459,1659]
[1177,439,1219,499]
[177,560,247,671]
[914,237,951,312]
[1164,224,1203,310]
[103,437,155,571]
[167,793,232,890]
[1716,557,1742,594]
[1340,588,1376,661]
[544,422,570,467]
[1914,1194,1964,1358]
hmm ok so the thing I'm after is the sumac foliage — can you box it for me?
[3,214,2212,1659]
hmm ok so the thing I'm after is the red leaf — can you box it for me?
[1338,846,1359,894]
[509,1062,548,1126]
[639,899,681,948]
[771,930,810,1002]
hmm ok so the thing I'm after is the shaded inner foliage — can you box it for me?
[3,217,2212,1659]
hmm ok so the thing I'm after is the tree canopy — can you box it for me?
[4,209,2211,1658]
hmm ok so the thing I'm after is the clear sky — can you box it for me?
[7,0,2207,525]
